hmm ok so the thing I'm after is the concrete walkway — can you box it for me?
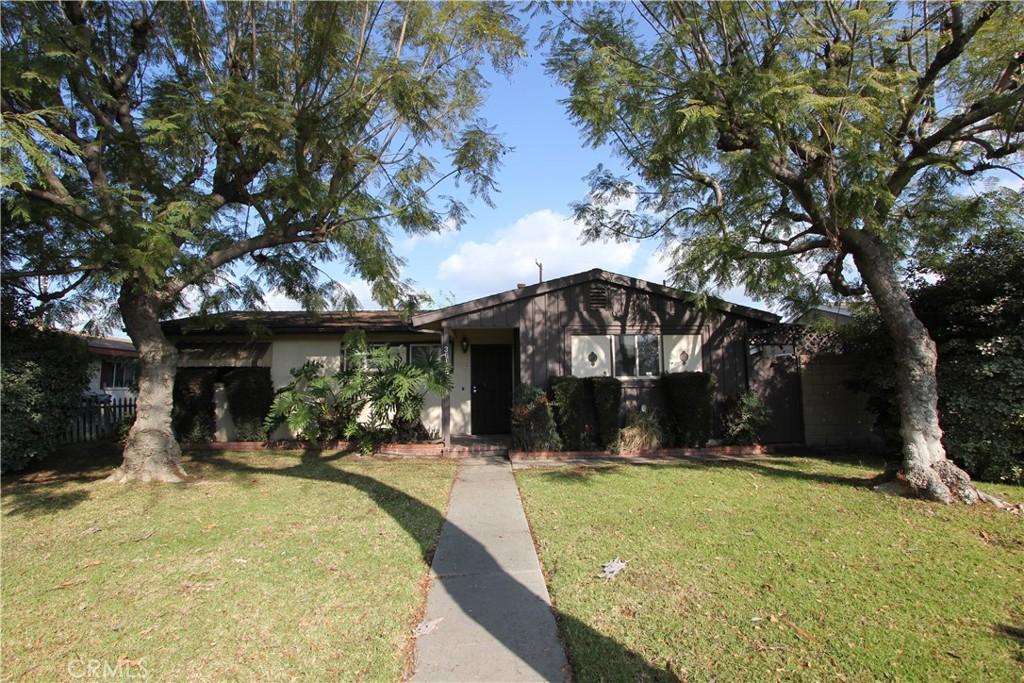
[412,457,570,682]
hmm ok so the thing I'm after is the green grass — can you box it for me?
[1,449,455,681]
[516,456,1024,682]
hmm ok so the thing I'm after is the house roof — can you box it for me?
[160,310,423,336]
[411,268,780,326]
[162,270,778,336]
[81,335,138,358]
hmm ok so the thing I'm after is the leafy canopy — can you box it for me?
[544,1,1023,309]
[1,1,525,326]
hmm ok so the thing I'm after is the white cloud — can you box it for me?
[396,218,460,253]
[437,209,639,296]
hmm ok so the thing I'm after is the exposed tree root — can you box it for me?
[874,461,1022,513]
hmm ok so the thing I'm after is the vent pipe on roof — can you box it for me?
[535,259,543,283]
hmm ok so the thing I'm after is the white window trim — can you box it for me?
[572,333,694,379]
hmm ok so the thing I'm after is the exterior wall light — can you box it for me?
[461,337,470,354]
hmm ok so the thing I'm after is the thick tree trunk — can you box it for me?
[844,230,976,504]
[105,285,187,483]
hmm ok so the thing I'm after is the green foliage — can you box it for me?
[263,362,364,445]
[221,368,274,442]
[550,376,597,451]
[590,377,622,449]
[845,229,1024,483]
[114,414,134,446]
[0,328,90,472]
[616,409,664,453]
[546,3,1024,310]
[172,368,217,443]
[1,2,525,324]
[510,385,563,452]
[362,344,453,444]
[659,372,713,447]
[721,391,771,446]
[264,343,451,452]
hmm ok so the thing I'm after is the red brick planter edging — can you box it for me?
[182,440,446,457]
[181,440,513,458]
[509,444,773,461]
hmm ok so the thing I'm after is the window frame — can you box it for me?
[570,333,677,380]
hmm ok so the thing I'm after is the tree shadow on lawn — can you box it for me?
[201,448,676,682]
[533,455,881,490]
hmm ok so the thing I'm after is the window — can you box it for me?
[100,360,137,388]
[615,334,659,377]
[571,333,702,378]
[410,344,442,366]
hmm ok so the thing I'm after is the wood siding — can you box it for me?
[436,281,758,413]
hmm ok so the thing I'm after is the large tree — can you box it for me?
[546,1,1023,503]
[1,1,523,482]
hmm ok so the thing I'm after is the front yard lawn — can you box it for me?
[516,456,1024,682]
[2,449,455,681]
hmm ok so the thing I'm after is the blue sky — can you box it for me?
[265,19,760,313]
[263,15,1021,317]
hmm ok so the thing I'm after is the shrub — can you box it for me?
[1,328,91,472]
[222,368,274,441]
[550,376,596,450]
[617,409,663,452]
[721,391,771,445]
[591,377,622,449]
[659,372,713,447]
[114,414,135,446]
[172,368,217,442]
[264,343,452,451]
[264,361,365,444]
[510,385,562,452]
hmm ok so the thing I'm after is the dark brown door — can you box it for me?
[470,345,514,434]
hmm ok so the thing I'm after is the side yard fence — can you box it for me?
[63,396,137,444]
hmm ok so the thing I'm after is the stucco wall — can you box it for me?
[447,328,514,435]
[266,335,444,438]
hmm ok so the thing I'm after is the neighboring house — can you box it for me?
[161,268,799,444]
[81,336,139,400]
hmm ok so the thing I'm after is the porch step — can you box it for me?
[445,444,510,457]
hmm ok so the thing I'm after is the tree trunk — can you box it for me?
[105,285,187,483]
[844,230,976,504]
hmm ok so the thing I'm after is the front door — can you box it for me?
[470,344,514,434]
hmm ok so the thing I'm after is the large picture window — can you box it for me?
[571,333,701,378]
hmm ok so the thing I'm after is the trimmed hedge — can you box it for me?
[659,372,714,447]
[172,368,217,442]
[550,376,597,450]
[591,377,622,449]
[1,328,91,472]
[510,385,562,452]
[222,367,274,441]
